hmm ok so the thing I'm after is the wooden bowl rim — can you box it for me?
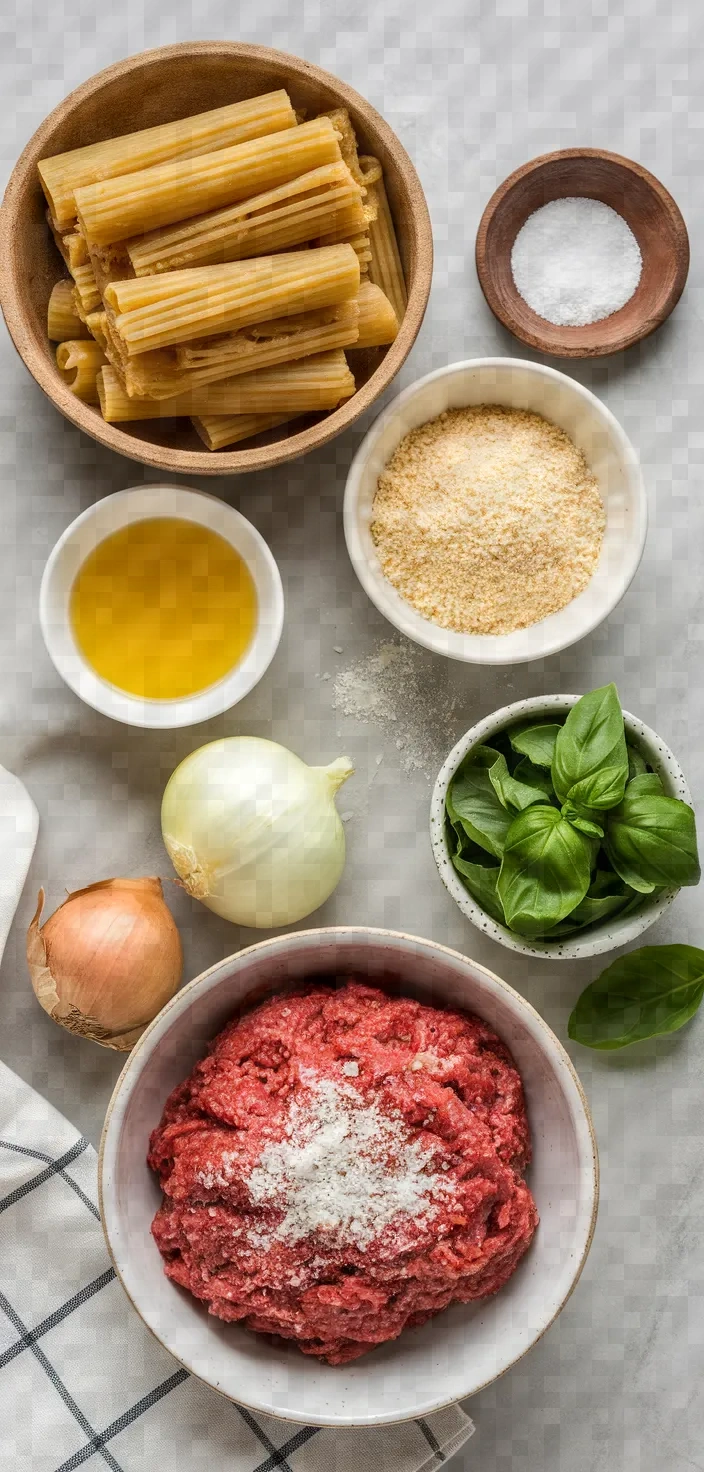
[0,40,433,475]
[475,146,689,359]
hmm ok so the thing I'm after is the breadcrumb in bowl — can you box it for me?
[344,358,647,665]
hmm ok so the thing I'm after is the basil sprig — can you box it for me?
[568,945,704,1049]
[445,684,700,940]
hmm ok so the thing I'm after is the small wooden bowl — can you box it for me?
[475,148,689,358]
[0,42,433,476]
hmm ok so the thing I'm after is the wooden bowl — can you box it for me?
[475,148,689,358]
[0,42,433,476]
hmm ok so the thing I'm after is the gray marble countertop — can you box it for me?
[1,1,702,1467]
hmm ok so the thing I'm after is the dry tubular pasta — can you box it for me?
[86,240,134,297]
[46,212,89,270]
[97,350,355,420]
[320,108,364,183]
[358,156,407,321]
[192,412,297,451]
[74,117,342,247]
[47,280,91,341]
[104,243,360,356]
[56,340,107,403]
[39,91,297,228]
[126,161,366,276]
[123,300,361,400]
[71,261,102,315]
[354,281,399,346]
[86,311,109,352]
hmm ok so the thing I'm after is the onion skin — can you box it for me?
[26,878,183,1052]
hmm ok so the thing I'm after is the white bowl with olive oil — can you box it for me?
[40,485,284,729]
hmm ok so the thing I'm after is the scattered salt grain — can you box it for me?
[511,196,642,327]
[333,638,462,776]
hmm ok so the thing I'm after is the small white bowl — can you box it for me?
[343,358,647,664]
[99,927,598,1427]
[40,484,284,729]
[430,695,692,960]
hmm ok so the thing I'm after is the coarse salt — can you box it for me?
[510,196,642,327]
[244,1073,452,1248]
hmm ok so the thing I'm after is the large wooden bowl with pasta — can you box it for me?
[0,42,432,475]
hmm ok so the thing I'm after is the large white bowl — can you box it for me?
[343,358,647,664]
[40,484,284,729]
[430,695,692,960]
[99,927,599,1427]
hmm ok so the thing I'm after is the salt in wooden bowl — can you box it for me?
[0,42,433,476]
[475,148,689,358]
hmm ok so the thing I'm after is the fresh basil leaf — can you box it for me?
[627,744,648,779]
[513,757,556,800]
[445,815,495,867]
[487,750,551,813]
[447,754,514,859]
[552,684,629,811]
[509,722,563,768]
[497,805,592,936]
[625,772,664,798]
[604,790,700,892]
[560,800,604,839]
[451,854,506,925]
[568,945,704,1050]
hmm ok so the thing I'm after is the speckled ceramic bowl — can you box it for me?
[430,694,692,961]
[99,927,598,1425]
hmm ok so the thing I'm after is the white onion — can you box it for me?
[161,738,354,929]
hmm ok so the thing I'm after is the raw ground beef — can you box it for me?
[148,982,538,1365]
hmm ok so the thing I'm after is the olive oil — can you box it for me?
[70,518,257,700]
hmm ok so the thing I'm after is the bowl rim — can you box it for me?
[343,355,648,664]
[475,147,690,358]
[430,693,690,959]
[38,482,284,728]
[0,40,433,476]
[98,924,600,1426]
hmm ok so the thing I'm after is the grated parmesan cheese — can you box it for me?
[244,1072,452,1248]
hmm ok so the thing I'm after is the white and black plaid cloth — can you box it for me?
[0,772,474,1471]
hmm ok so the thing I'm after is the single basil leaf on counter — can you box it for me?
[513,757,557,801]
[568,944,704,1050]
[451,854,506,925]
[560,800,604,839]
[627,744,649,780]
[487,751,552,813]
[509,722,563,769]
[625,771,664,798]
[552,684,629,810]
[497,805,592,936]
[447,754,514,859]
[604,790,701,892]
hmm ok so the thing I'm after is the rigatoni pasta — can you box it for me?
[38,86,407,450]
[74,118,342,247]
[126,161,366,275]
[48,280,91,342]
[192,412,299,450]
[120,300,362,400]
[56,340,107,403]
[359,156,407,321]
[104,244,360,356]
[39,91,297,227]
[97,350,355,421]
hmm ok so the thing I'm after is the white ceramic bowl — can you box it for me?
[343,358,647,664]
[431,695,692,960]
[99,926,598,1427]
[40,484,284,729]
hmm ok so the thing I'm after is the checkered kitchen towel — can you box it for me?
[0,769,474,1471]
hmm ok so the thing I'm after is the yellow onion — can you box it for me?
[26,877,182,1052]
